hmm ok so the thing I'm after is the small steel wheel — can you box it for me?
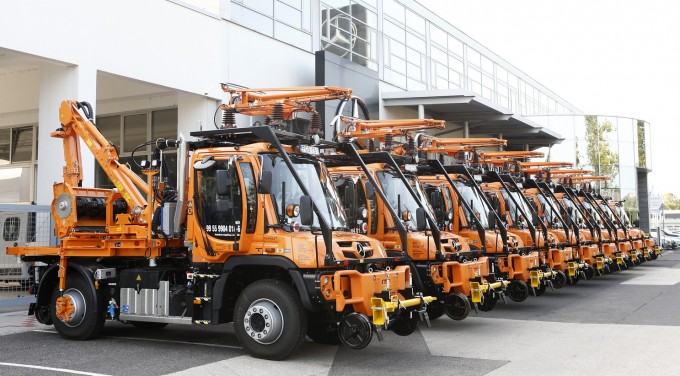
[444,292,471,321]
[584,265,595,280]
[533,281,548,297]
[426,302,446,321]
[477,293,498,312]
[553,270,567,289]
[389,313,419,336]
[338,312,372,349]
[507,280,529,302]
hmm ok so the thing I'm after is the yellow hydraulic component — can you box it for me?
[567,262,577,277]
[596,257,605,270]
[654,246,662,255]
[631,251,638,262]
[370,295,436,326]
[530,270,541,288]
[616,253,624,265]
[470,281,482,303]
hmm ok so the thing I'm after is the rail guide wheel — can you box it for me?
[338,312,373,350]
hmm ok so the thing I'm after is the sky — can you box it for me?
[417,0,680,197]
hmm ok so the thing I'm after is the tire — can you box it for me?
[533,282,548,297]
[477,293,498,312]
[50,274,105,340]
[444,292,471,321]
[129,321,168,330]
[306,320,340,345]
[426,302,446,321]
[233,279,307,360]
[553,270,567,289]
[507,280,529,302]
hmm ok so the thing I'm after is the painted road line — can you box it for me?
[34,329,243,350]
[0,362,111,376]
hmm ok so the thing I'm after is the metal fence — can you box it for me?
[0,204,54,300]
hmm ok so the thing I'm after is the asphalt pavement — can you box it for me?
[1,251,679,376]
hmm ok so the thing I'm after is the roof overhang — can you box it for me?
[382,89,563,149]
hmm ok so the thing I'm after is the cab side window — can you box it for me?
[197,160,242,240]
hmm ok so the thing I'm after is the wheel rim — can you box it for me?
[509,281,528,301]
[338,312,372,349]
[59,288,87,328]
[445,293,470,320]
[243,298,284,345]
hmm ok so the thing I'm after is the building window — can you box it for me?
[230,0,313,51]
[0,125,36,203]
[94,109,178,190]
[321,0,378,70]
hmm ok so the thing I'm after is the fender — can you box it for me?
[35,261,103,324]
[212,255,320,319]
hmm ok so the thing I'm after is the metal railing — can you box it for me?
[0,204,54,300]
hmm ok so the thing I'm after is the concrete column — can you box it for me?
[177,92,217,140]
[418,104,425,119]
[498,133,503,151]
[464,121,469,138]
[37,63,97,204]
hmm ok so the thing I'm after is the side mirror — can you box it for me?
[216,170,231,196]
[416,207,427,231]
[501,213,508,223]
[488,211,496,230]
[430,192,442,209]
[258,171,272,194]
[531,212,539,226]
[300,195,314,226]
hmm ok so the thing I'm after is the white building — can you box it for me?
[0,0,652,228]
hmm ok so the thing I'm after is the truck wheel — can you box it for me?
[584,266,595,280]
[507,280,529,302]
[444,292,470,321]
[426,302,446,321]
[233,279,307,360]
[306,320,340,345]
[50,275,104,340]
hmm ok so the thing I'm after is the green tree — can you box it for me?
[623,193,638,221]
[585,116,619,194]
[637,120,646,168]
[664,192,680,210]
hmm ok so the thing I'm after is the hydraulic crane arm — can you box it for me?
[478,150,544,159]
[52,100,149,215]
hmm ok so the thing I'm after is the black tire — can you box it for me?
[129,321,169,330]
[426,302,446,321]
[306,320,340,345]
[553,270,567,289]
[533,282,548,297]
[477,293,498,312]
[507,280,529,302]
[444,292,471,321]
[50,274,105,340]
[233,279,307,360]
[389,314,419,336]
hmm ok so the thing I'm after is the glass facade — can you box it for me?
[228,0,580,117]
[528,115,651,206]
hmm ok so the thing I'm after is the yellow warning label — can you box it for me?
[136,275,142,281]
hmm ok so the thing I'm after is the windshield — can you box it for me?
[582,201,605,228]
[454,180,491,229]
[600,204,616,223]
[262,154,347,230]
[377,170,432,231]
[562,197,584,228]
[537,194,558,226]
[502,190,533,226]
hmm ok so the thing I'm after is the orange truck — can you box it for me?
[326,147,501,320]
[6,88,435,360]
